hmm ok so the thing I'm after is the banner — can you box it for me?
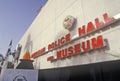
[1,69,38,81]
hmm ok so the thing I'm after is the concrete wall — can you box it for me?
[18,0,120,69]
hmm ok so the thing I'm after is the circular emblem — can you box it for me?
[63,15,75,29]
[13,75,27,81]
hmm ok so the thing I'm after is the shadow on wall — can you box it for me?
[24,34,33,54]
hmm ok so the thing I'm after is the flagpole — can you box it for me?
[0,40,12,81]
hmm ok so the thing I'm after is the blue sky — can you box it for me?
[0,0,47,56]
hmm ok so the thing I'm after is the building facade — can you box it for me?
[17,0,120,70]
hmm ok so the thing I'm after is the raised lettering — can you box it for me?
[91,35,104,49]
[87,22,95,33]
[82,40,90,51]
[66,33,71,42]
[78,25,86,36]
[74,43,81,54]
[68,46,74,55]
[56,51,62,59]
[95,18,104,28]
[103,13,114,23]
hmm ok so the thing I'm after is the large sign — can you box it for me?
[31,13,117,62]
[1,69,38,81]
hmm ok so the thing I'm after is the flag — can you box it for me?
[5,40,12,58]
[0,40,13,81]
[9,40,12,46]
[36,6,42,13]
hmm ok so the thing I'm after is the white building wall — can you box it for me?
[18,0,120,69]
